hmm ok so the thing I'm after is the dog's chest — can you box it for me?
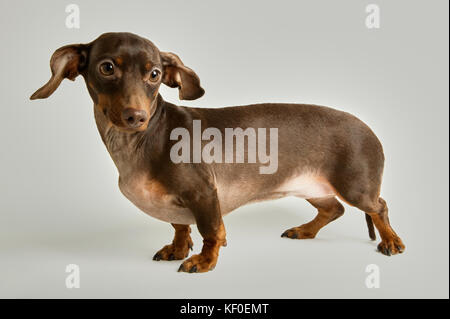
[118,174,195,224]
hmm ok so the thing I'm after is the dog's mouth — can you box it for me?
[121,123,149,132]
[101,106,150,132]
[111,119,149,133]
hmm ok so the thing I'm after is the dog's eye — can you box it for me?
[99,62,114,76]
[149,69,161,82]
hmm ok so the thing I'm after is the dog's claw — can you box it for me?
[177,263,201,273]
[153,253,161,261]
[377,236,405,256]
[177,254,217,273]
[282,230,298,239]
[379,246,391,256]
[168,253,175,261]
[281,226,316,239]
[189,265,197,273]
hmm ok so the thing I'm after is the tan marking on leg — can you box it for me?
[178,222,226,273]
[153,224,193,261]
[367,198,405,255]
[282,197,344,239]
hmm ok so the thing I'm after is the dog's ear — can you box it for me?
[160,51,205,100]
[30,44,89,100]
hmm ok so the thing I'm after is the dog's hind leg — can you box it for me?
[353,196,405,256]
[331,174,405,255]
[281,196,344,239]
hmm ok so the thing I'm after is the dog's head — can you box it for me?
[30,32,204,131]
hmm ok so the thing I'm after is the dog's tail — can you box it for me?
[365,213,376,240]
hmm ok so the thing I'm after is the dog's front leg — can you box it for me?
[153,224,194,261]
[178,188,226,273]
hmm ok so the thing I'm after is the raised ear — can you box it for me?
[30,44,89,100]
[160,51,205,100]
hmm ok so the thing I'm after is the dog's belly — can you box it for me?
[274,173,335,198]
[118,175,196,224]
[118,172,335,225]
[217,172,336,214]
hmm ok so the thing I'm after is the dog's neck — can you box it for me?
[93,95,166,178]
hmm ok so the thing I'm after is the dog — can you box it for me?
[30,32,405,273]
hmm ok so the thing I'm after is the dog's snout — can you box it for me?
[121,108,148,128]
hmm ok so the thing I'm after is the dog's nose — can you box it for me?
[121,108,148,128]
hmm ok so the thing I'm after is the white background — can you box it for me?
[0,0,448,298]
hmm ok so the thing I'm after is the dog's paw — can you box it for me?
[377,236,405,256]
[281,226,316,239]
[153,240,193,261]
[177,254,217,273]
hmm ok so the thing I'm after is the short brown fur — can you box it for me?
[30,32,405,273]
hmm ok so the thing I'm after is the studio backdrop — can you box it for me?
[0,0,448,298]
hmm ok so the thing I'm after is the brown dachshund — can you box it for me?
[30,32,405,273]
